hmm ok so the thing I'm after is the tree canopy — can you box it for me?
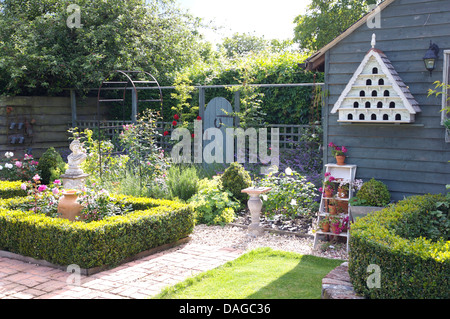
[293,0,381,53]
[0,0,209,96]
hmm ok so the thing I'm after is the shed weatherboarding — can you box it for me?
[306,0,450,201]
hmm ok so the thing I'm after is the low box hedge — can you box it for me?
[0,195,195,269]
[0,181,27,199]
[348,194,449,299]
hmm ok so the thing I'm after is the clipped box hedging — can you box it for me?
[0,195,194,269]
[0,181,27,199]
[348,194,449,299]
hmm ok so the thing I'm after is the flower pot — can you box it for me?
[324,190,333,198]
[337,200,349,214]
[331,224,341,234]
[349,205,385,222]
[335,155,346,165]
[337,187,348,199]
[328,204,337,215]
[57,190,82,222]
[321,223,330,232]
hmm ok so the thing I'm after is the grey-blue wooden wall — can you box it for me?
[323,0,450,201]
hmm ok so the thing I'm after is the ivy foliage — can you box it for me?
[169,49,324,125]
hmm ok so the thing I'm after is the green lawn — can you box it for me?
[155,248,343,299]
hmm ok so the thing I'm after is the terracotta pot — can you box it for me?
[328,204,337,215]
[335,155,346,165]
[330,225,341,235]
[58,190,82,222]
[337,200,349,214]
[337,187,348,199]
[324,190,333,198]
[321,223,330,232]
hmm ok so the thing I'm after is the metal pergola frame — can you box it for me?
[95,70,163,183]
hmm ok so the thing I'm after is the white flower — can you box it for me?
[5,163,13,169]
[285,167,293,176]
[290,199,297,206]
[0,165,2,170]
[5,152,13,159]
[262,195,268,201]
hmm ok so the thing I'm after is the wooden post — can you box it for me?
[199,86,205,120]
[70,89,77,128]
[234,90,240,128]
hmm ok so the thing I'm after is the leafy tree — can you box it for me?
[0,0,208,96]
[293,0,381,52]
[218,32,269,58]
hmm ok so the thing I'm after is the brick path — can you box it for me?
[0,243,243,299]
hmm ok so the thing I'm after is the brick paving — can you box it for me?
[0,243,243,299]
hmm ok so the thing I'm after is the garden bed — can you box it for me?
[0,195,195,271]
[233,208,315,237]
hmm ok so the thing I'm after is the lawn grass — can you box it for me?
[155,247,343,299]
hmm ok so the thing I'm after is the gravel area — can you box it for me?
[190,224,348,261]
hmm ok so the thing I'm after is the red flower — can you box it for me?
[197,116,202,120]
[163,131,169,136]
[191,133,195,138]
[172,121,177,126]
[174,114,179,120]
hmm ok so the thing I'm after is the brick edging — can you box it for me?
[0,237,191,276]
[321,262,366,299]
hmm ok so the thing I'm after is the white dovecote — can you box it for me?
[331,34,421,123]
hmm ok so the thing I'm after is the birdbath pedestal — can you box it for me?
[241,187,272,237]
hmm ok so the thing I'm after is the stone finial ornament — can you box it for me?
[371,33,376,48]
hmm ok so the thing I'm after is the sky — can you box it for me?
[176,0,311,44]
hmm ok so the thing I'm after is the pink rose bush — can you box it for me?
[0,152,39,181]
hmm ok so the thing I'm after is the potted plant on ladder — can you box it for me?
[328,142,348,165]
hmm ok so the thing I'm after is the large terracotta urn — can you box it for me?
[58,190,82,221]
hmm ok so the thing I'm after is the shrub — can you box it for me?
[37,148,67,185]
[189,177,240,226]
[166,165,199,202]
[258,167,319,219]
[0,152,40,182]
[0,181,28,198]
[0,195,194,269]
[220,162,252,205]
[349,194,449,299]
[354,178,390,207]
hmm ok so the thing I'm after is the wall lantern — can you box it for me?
[423,41,439,76]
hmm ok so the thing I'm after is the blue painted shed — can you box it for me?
[305,0,450,201]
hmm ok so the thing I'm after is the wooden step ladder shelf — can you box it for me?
[313,164,357,252]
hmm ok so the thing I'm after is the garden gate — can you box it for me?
[203,97,234,163]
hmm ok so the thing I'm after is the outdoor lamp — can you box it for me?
[423,41,439,76]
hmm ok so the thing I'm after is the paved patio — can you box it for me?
[0,242,243,299]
